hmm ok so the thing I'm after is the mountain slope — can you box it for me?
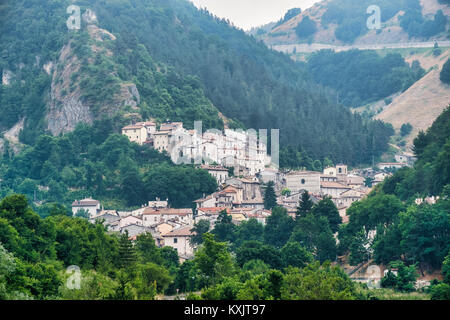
[258,0,449,47]
[0,0,395,166]
[376,48,450,148]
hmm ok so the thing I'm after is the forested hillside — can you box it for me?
[260,0,449,45]
[339,106,450,281]
[0,119,218,211]
[0,0,394,169]
[306,49,425,107]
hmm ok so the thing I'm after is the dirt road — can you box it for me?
[273,41,450,54]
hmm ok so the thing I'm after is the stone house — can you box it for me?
[72,198,101,218]
[194,194,217,209]
[285,171,322,194]
[119,215,143,228]
[320,181,351,198]
[162,226,195,262]
[201,165,229,185]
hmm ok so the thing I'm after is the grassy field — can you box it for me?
[355,284,431,300]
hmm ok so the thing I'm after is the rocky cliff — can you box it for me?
[46,9,140,135]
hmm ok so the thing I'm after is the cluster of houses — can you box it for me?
[121,121,271,176]
[71,163,372,263]
[71,155,411,261]
[71,121,416,262]
[72,198,197,262]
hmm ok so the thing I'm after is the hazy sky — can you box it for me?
[189,0,321,30]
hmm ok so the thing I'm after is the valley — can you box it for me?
[0,0,448,302]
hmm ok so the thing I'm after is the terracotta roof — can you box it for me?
[72,198,100,206]
[320,174,338,178]
[321,182,351,189]
[143,208,192,216]
[154,130,172,135]
[122,124,144,130]
[218,189,237,194]
[246,213,267,219]
[201,165,229,172]
[163,226,193,237]
[198,207,230,215]
[241,199,264,204]
[194,195,215,203]
[340,190,365,198]
[287,170,322,176]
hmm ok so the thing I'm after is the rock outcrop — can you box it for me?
[46,9,141,136]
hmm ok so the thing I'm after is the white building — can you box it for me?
[285,171,322,194]
[122,121,156,145]
[162,226,195,261]
[200,165,229,185]
[320,181,351,198]
[72,198,101,218]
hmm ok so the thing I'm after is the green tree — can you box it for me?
[233,218,264,248]
[291,214,337,262]
[263,181,277,210]
[398,202,450,269]
[295,16,317,39]
[443,253,450,284]
[75,209,90,219]
[236,241,283,270]
[59,270,118,300]
[281,262,356,300]
[175,260,200,293]
[312,196,342,233]
[296,191,314,219]
[135,233,163,265]
[380,261,418,292]
[194,233,234,286]
[430,283,450,300]
[134,262,173,299]
[190,219,210,246]
[441,59,450,84]
[281,242,314,269]
[117,231,137,270]
[264,207,295,248]
[348,229,371,266]
[212,210,235,243]
[0,243,28,299]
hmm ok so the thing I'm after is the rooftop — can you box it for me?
[163,226,193,237]
[321,181,351,189]
[143,208,193,216]
[198,207,230,214]
[72,198,100,206]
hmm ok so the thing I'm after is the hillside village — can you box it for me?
[70,120,419,263]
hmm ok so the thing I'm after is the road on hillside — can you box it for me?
[273,41,450,54]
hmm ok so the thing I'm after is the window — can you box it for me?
[301,179,306,184]
[174,238,178,244]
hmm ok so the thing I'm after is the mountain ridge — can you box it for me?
[0,0,395,166]
[256,0,449,48]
